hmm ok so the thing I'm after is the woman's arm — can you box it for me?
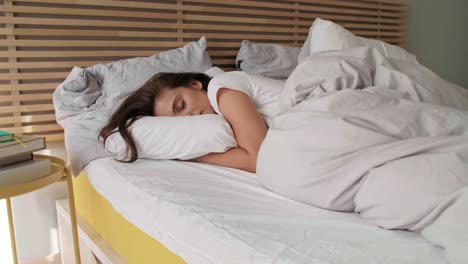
[191,88,268,173]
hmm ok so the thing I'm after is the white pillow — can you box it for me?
[104,67,234,161]
[105,115,237,161]
[298,18,418,64]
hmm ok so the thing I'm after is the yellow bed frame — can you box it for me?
[73,172,185,263]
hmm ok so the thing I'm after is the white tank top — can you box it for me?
[207,71,284,126]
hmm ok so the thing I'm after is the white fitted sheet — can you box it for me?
[84,157,445,264]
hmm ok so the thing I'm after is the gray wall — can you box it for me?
[406,0,468,89]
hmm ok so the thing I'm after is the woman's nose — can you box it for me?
[191,110,201,116]
[178,109,197,116]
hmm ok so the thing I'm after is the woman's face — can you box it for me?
[153,80,215,117]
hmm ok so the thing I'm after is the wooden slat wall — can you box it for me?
[0,0,407,142]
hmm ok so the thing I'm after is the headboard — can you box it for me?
[0,0,407,142]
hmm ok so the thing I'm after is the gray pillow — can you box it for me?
[54,37,213,175]
[236,40,300,79]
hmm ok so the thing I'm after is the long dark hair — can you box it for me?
[99,72,212,162]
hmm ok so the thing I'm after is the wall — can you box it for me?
[406,0,468,89]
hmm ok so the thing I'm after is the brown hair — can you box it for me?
[98,72,212,162]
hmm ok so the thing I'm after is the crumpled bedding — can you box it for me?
[257,47,468,263]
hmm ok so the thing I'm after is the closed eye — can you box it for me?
[180,100,186,111]
[174,96,185,113]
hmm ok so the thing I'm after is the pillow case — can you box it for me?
[298,18,418,64]
[54,37,214,175]
[106,115,237,161]
[236,40,300,79]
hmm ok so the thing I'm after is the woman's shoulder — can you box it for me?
[207,71,255,112]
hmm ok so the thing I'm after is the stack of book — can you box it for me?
[0,130,51,186]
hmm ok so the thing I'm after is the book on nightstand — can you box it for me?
[0,135,46,159]
[0,133,49,185]
[0,130,14,143]
[0,152,33,167]
[0,158,52,186]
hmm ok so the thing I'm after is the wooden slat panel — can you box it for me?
[0,114,57,125]
[6,124,62,133]
[0,30,407,48]
[0,17,302,35]
[0,28,407,43]
[1,40,187,47]
[186,0,405,18]
[0,24,405,38]
[1,0,408,141]
[0,28,310,40]
[4,0,21,133]
[0,61,106,70]
[11,0,406,13]
[0,23,406,40]
[1,50,242,58]
[209,51,239,56]
[0,14,405,28]
[0,50,161,58]
[0,104,55,114]
[0,72,68,81]
[0,93,52,102]
[2,40,287,48]
[0,2,406,19]
[0,83,59,92]
[212,59,235,65]
[257,0,406,11]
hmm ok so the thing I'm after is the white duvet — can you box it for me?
[257,47,468,263]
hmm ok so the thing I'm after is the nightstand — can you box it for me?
[0,154,81,264]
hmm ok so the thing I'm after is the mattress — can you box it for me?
[82,157,446,264]
[73,171,185,263]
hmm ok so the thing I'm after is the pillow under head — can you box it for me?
[105,115,237,161]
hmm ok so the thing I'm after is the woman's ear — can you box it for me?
[192,80,203,90]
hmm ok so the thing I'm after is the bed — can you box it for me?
[7,0,455,263]
[76,157,446,263]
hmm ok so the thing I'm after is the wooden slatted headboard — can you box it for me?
[0,0,407,142]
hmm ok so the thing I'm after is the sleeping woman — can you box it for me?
[99,71,282,173]
[97,49,468,264]
[99,58,468,235]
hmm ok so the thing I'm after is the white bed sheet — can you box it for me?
[84,157,446,264]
